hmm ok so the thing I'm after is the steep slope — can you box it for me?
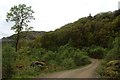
[40,10,120,50]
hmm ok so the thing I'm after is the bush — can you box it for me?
[88,46,106,59]
[105,48,120,61]
[61,58,75,69]
[105,37,120,61]
[97,37,120,78]
[42,51,57,61]
[2,43,91,78]
[58,45,91,68]
[73,50,83,66]
[98,60,120,78]
[41,44,91,71]
[48,60,60,71]
[80,56,91,65]
[2,44,16,78]
[12,47,45,78]
[73,50,91,66]
[97,60,107,77]
[30,48,46,61]
[13,67,40,78]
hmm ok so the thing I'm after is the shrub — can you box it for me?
[47,60,59,72]
[97,60,107,77]
[98,37,120,78]
[105,48,120,61]
[30,48,47,61]
[88,46,106,59]
[13,67,40,78]
[80,56,91,65]
[105,37,120,61]
[2,43,91,78]
[73,50,90,66]
[2,44,16,78]
[61,58,75,69]
[73,51,83,66]
[98,60,120,78]
[42,51,56,61]
[58,45,91,68]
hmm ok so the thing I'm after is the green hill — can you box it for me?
[40,9,120,50]
[2,9,120,79]
[3,9,120,51]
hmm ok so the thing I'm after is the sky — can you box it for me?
[0,0,120,39]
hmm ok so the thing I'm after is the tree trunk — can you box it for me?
[15,19,23,52]
[15,31,20,52]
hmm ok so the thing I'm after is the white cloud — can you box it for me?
[0,0,119,39]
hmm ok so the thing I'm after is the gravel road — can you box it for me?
[43,59,101,78]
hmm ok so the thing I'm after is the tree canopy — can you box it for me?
[40,10,120,50]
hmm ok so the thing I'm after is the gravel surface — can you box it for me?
[42,59,101,78]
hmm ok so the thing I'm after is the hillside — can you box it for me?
[40,9,120,50]
[2,10,120,48]
[2,9,120,79]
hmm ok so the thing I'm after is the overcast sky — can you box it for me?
[0,0,120,39]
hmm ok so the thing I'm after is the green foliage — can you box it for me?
[2,41,91,78]
[42,51,57,61]
[40,10,120,50]
[3,8,120,78]
[47,60,59,72]
[105,37,120,61]
[87,46,106,59]
[98,60,120,78]
[58,44,75,59]
[97,37,120,78]
[29,48,46,61]
[6,4,35,51]
[57,44,91,68]
[13,67,40,78]
[73,49,90,66]
[39,44,91,71]
[6,4,35,32]
[11,47,46,78]
[97,60,107,77]
[2,44,16,78]
[61,58,75,69]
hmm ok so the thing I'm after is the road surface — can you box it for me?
[42,59,101,78]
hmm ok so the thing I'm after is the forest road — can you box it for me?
[42,59,101,78]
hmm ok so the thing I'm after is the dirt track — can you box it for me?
[43,59,101,78]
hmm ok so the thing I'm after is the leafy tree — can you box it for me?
[6,4,35,51]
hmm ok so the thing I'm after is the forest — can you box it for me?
[2,4,120,79]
